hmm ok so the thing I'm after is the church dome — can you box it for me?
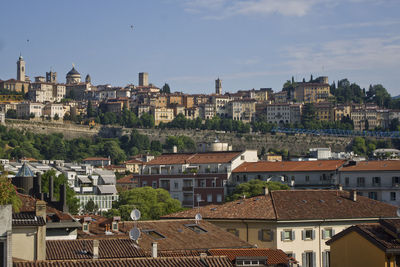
[67,67,80,76]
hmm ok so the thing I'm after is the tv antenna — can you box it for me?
[129,209,141,243]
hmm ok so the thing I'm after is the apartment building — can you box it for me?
[338,160,400,206]
[164,189,397,267]
[293,77,331,103]
[227,99,257,123]
[16,102,44,119]
[119,150,258,207]
[351,104,379,131]
[153,107,174,125]
[42,103,65,119]
[314,102,334,121]
[334,105,351,121]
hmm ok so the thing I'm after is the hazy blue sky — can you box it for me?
[1,0,400,95]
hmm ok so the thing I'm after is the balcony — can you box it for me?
[182,186,193,191]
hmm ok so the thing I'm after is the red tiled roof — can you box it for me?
[340,160,400,172]
[208,248,289,265]
[147,151,242,165]
[164,190,397,221]
[233,160,346,173]
[14,256,233,267]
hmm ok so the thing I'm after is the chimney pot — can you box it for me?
[263,187,269,196]
[93,240,99,259]
[338,184,343,191]
[152,242,158,258]
[350,189,357,201]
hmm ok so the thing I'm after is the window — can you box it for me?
[345,177,349,186]
[368,191,378,200]
[391,192,397,201]
[260,229,273,242]
[217,194,222,203]
[207,194,212,202]
[83,223,89,232]
[112,221,118,231]
[227,228,239,237]
[241,155,245,160]
[357,177,365,187]
[303,252,316,267]
[174,182,179,189]
[393,177,400,186]
[305,176,310,182]
[0,241,4,267]
[322,229,334,239]
[322,251,331,267]
[302,229,314,240]
[143,230,166,240]
[372,177,381,186]
[152,181,157,189]
[281,230,294,241]
[199,180,206,187]
[211,179,216,187]
[142,181,147,187]
[185,224,207,233]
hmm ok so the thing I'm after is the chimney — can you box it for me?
[35,200,47,260]
[350,189,357,202]
[59,184,68,212]
[49,176,54,202]
[338,184,343,191]
[151,242,158,258]
[34,173,43,200]
[93,240,99,259]
[172,145,178,153]
[263,187,269,195]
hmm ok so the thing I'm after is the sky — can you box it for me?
[1,0,400,95]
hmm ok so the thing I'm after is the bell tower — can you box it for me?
[17,54,26,81]
[215,78,222,95]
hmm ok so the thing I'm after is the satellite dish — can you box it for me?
[130,209,141,221]
[195,213,202,221]
[129,227,141,241]
[396,208,400,218]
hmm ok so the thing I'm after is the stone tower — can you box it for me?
[215,78,222,95]
[46,70,57,83]
[139,72,149,86]
[17,54,26,81]
[85,74,91,84]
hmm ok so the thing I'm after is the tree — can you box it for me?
[83,198,98,214]
[226,180,290,201]
[0,176,22,212]
[161,83,171,94]
[301,103,316,126]
[87,100,96,118]
[54,114,59,121]
[140,112,155,128]
[29,113,35,119]
[104,187,183,220]
[352,137,367,156]
[6,109,17,119]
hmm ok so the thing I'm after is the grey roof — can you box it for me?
[16,163,34,177]
[97,185,117,194]
[77,175,91,184]
[94,169,116,184]
[13,212,46,226]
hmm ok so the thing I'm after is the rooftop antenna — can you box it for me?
[195,194,203,224]
[129,209,141,244]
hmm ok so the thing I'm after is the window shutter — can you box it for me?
[281,231,284,241]
[322,252,326,267]
[302,253,306,267]
[313,252,317,267]
[322,229,326,239]
[312,230,315,240]
[302,230,305,240]
[292,230,295,240]
[292,253,296,261]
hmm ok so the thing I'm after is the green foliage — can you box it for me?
[83,198,98,214]
[366,84,391,108]
[226,180,290,201]
[161,83,171,94]
[164,135,195,152]
[331,79,365,104]
[40,170,80,214]
[104,187,183,220]
[6,109,17,119]
[0,175,22,212]
[139,112,155,128]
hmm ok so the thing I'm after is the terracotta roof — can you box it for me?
[147,151,242,165]
[340,160,400,172]
[46,239,146,260]
[233,160,346,173]
[119,219,253,251]
[14,256,233,267]
[208,248,289,265]
[125,159,143,164]
[116,174,139,185]
[164,190,397,221]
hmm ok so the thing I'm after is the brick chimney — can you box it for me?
[93,240,99,259]
[350,189,357,202]
[59,183,68,212]
[151,242,158,258]
[49,176,55,202]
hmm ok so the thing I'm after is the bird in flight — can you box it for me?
[130,25,134,30]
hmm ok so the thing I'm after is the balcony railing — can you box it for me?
[182,186,193,191]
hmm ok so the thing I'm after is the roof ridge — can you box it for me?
[270,192,278,220]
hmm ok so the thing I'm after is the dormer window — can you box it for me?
[142,230,166,240]
[83,223,89,232]
[185,224,207,234]
[112,221,118,231]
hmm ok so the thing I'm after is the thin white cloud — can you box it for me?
[320,19,400,30]
[282,35,400,74]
